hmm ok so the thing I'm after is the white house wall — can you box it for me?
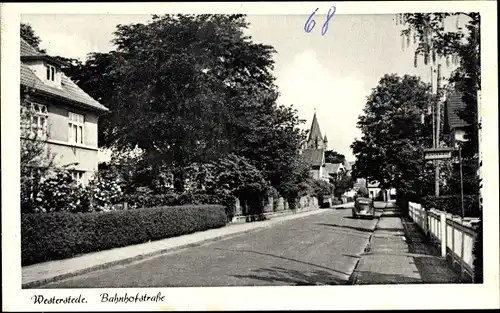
[26,94,100,185]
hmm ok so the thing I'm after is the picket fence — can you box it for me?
[408,202,480,282]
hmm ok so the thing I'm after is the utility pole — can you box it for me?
[431,66,436,148]
[434,64,442,197]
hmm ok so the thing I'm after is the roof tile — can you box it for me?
[446,92,470,129]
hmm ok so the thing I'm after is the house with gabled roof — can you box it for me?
[323,162,345,180]
[443,91,471,148]
[20,38,109,185]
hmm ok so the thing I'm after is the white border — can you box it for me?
[2,1,498,311]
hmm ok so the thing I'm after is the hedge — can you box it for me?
[122,191,237,221]
[21,204,227,266]
[420,195,480,217]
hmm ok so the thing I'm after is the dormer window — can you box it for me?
[46,64,56,81]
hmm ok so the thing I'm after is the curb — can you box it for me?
[345,214,380,285]
[22,207,327,289]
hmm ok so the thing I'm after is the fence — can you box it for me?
[408,202,480,282]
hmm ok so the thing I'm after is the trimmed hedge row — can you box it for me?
[21,204,227,266]
[122,192,237,221]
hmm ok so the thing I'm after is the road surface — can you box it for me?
[41,203,386,288]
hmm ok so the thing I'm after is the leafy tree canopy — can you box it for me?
[56,14,308,195]
[398,13,480,158]
[21,23,45,53]
[351,74,433,193]
[325,150,345,164]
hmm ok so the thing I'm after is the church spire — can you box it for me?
[308,112,323,144]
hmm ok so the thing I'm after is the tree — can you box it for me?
[274,156,312,202]
[309,179,334,205]
[397,13,480,159]
[187,154,270,212]
[62,14,309,195]
[330,171,354,198]
[398,13,480,197]
[325,150,345,164]
[60,15,275,191]
[20,23,45,53]
[230,91,308,197]
[350,74,434,204]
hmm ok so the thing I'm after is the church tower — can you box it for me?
[306,112,327,150]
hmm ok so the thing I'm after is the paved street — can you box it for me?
[41,204,382,288]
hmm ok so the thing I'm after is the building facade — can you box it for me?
[21,38,108,184]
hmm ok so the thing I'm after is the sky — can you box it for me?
[21,13,459,161]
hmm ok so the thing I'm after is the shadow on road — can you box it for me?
[231,266,346,285]
[375,227,406,232]
[316,222,374,233]
[214,248,350,276]
[344,216,377,221]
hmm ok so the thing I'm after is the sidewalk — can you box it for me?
[350,208,463,284]
[22,205,336,288]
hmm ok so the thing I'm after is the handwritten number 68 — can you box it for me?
[304,6,337,36]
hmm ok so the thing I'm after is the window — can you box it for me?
[46,64,56,82]
[21,102,48,139]
[68,112,85,144]
[71,171,85,185]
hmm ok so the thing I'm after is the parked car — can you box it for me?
[353,197,375,219]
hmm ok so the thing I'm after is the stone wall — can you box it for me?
[234,195,318,216]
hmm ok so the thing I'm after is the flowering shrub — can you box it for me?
[22,166,124,213]
[27,169,85,213]
[87,176,123,211]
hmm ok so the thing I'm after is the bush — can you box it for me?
[113,189,238,222]
[310,179,334,204]
[86,176,123,211]
[420,195,480,217]
[23,169,86,213]
[21,204,227,266]
[22,167,125,213]
[122,190,180,208]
